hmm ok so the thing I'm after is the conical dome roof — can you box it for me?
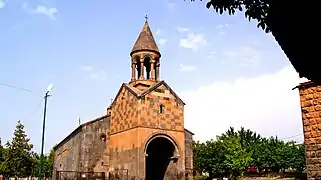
[130,20,160,56]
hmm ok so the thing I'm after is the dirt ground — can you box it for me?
[240,178,295,180]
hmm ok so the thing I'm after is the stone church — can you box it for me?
[52,19,194,180]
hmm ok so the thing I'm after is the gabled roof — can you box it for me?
[184,128,195,136]
[109,81,185,109]
[292,80,316,90]
[130,20,160,56]
[139,81,185,105]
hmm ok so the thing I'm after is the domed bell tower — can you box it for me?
[129,17,161,90]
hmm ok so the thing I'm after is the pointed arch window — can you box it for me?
[159,104,165,114]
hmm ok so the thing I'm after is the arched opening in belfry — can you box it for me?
[135,56,141,79]
[144,56,151,79]
[145,136,176,180]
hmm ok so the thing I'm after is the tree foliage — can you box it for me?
[43,149,55,177]
[189,0,271,33]
[1,121,34,177]
[193,127,306,179]
[0,138,3,162]
[0,138,5,175]
[0,121,54,178]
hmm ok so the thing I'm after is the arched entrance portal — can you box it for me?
[145,136,176,180]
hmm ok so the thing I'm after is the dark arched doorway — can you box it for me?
[145,136,176,180]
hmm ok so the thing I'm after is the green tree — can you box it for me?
[189,0,270,33]
[193,127,306,179]
[43,149,54,178]
[29,150,54,178]
[217,133,252,179]
[194,128,253,179]
[1,120,34,177]
[0,138,4,162]
[193,140,226,178]
[237,127,261,150]
[0,138,5,175]
[250,137,270,173]
[292,144,306,172]
[267,136,288,172]
[31,152,40,177]
[221,127,262,173]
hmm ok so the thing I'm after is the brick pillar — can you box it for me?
[140,60,144,80]
[155,64,160,81]
[150,60,155,80]
[131,63,136,81]
[299,81,321,180]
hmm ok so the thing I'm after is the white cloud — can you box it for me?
[90,71,107,81]
[167,2,176,11]
[79,66,106,81]
[79,65,94,72]
[0,0,5,8]
[34,5,57,20]
[222,46,261,67]
[155,28,162,35]
[216,24,229,29]
[179,33,206,52]
[207,51,217,59]
[158,39,167,46]
[176,27,189,33]
[22,2,28,9]
[180,65,303,143]
[179,64,196,72]
[216,24,229,35]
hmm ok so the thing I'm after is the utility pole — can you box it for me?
[38,84,53,180]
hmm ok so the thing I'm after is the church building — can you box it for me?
[52,19,194,180]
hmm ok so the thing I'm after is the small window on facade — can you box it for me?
[159,104,164,114]
[60,164,62,167]
[100,133,106,142]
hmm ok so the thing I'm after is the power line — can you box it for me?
[0,83,32,92]
[281,133,303,140]
[23,97,45,123]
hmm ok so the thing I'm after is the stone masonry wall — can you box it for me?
[185,129,193,179]
[53,127,83,180]
[109,86,140,178]
[79,116,109,172]
[109,127,186,180]
[109,128,139,179]
[53,115,109,178]
[140,84,184,132]
[54,127,82,172]
[299,82,321,180]
[108,82,186,180]
[110,87,139,134]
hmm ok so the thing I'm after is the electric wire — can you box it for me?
[281,133,303,140]
[0,83,33,92]
[26,97,45,120]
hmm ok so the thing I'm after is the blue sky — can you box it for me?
[0,0,303,153]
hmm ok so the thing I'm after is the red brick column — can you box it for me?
[299,81,321,180]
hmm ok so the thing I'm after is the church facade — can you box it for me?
[52,19,194,180]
